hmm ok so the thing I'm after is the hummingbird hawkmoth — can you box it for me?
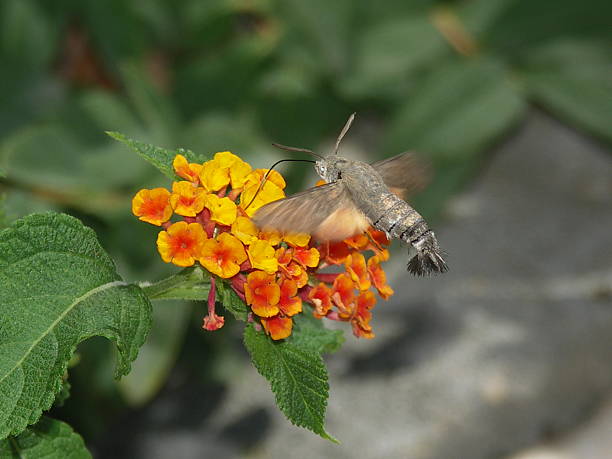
[252,114,448,276]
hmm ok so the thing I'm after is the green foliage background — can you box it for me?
[0,0,610,453]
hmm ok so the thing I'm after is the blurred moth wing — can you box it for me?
[252,182,370,242]
[371,151,431,200]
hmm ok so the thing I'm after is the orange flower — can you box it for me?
[309,283,333,318]
[367,228,390,249]
[292,246,320,268]
[245,271,280,317]
[331,273,356,317]
[231,216,259,245]
[204,194,237,226]
[278,279,302,316]
[276,247,308,288]
[173,154,202,184]
[247,239,278,274]
[320,241,352,265]
[199,232,247,278]
[132,188,172,226]
[345,253,371,291]
[261,315,293,340]
[352,291,376,339]
[344,233,369,251]
[367,255,394,299]
[170,181,206,217]
[157,221,207,267]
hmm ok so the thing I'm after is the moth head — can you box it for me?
[315,156,348,182]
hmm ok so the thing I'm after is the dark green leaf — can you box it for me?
[107,131,208,180]
[216,279,248,321]
[342,14,447,99]
[480,0,612,54]
[53,381,71,408]
[0,212,152,438]
[243,324,337,442]
[522,40,612,144]
[0,417,91,459]
[385,57,525,161]
[289,308,344,354]
[278,0,354,75]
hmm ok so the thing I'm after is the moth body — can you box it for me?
[252,113,448,276]
[319,156,447,275]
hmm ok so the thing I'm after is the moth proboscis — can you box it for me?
[252,113,448,276]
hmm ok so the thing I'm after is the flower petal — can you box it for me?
[261,315,293,340]
[132,188,173,226]
[245,271,280,317]
[247,239,278,274]
[156,221,207,267]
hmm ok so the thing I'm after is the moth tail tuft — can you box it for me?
[406,231,448,276]
[407,250,448,276]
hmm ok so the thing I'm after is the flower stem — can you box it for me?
[140,266,211,301]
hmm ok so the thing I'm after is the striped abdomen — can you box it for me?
[368,192,448,276]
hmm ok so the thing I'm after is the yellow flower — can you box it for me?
[247,239,278,274]
[244,169,286,190]
[204,194,237,226]
[156,221,207,267]
[199,160,230,192]
[199,232,247,278]
[283,232,311,247]
[214,151,252,188]
[231,216,259,245]
[198,151,252,191]
[240,180,285,216]
[173,154,202,184]
[170,181,206,217]
[258,229,282,246]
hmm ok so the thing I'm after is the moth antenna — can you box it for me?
[243,158,316,211]
[272,143,324,160]
[333,112,356,155]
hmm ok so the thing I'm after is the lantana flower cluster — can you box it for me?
[132,152,394,340]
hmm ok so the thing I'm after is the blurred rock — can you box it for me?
[97,111,612,459]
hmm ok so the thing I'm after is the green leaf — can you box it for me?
[0,417,91,459]
[279,0,354,75]
[119,300,191,406]
[216,279,248,321]
[289,309,344,354]
[385,57,525,161]
[0,212,152,439]
[522,40,612,144]
[480,0,612,54]
[107,131,208,180]
[243,324,336,442]
[53,381,71,408]
[342,14,447,99]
